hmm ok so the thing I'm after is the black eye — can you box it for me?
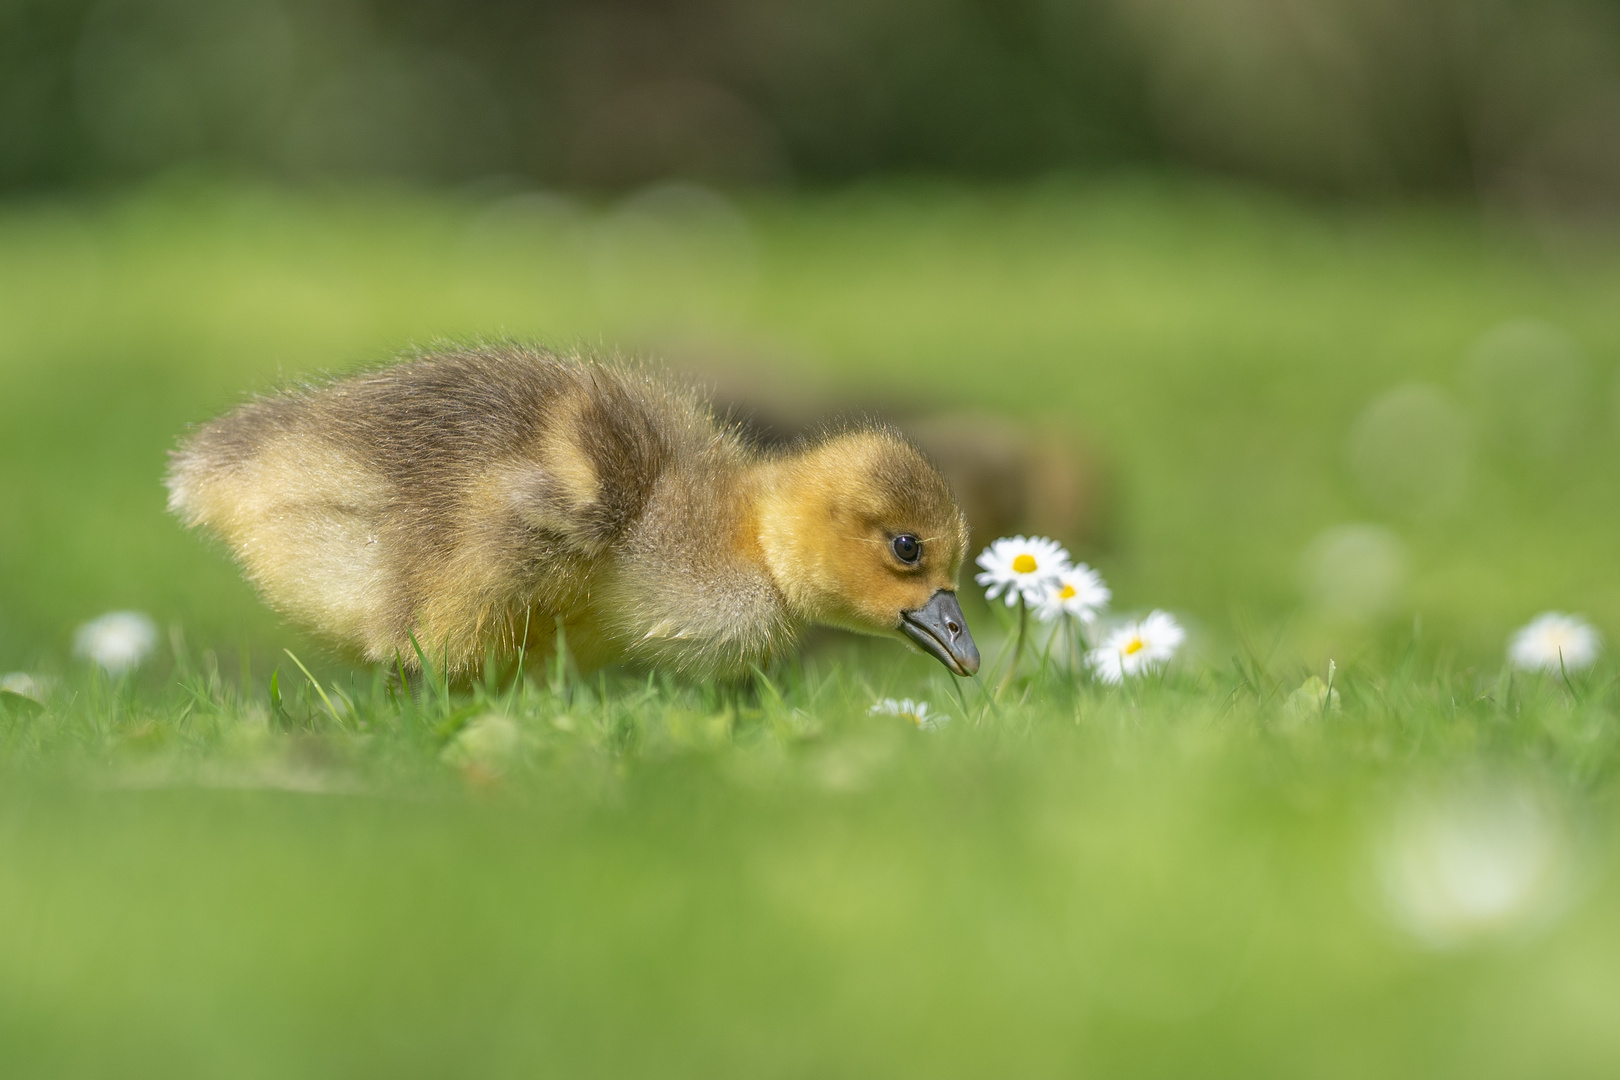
[891,534,922,565]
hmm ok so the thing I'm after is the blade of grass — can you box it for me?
[268,668,290,728]
[283,649,346,728]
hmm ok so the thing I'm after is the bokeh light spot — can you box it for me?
[1345,384,1471,518]
[1300,523,1409,622]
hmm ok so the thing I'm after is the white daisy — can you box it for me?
[869,697,950,731]
[1508,612,1600,673]
[975,535,1070,606]
[73,611,158,675]
[1379,783,1569,950]
[1086,611,1185,684]
[442,713,526,772]
[0,672,45,702]
[1035,563,1110,623]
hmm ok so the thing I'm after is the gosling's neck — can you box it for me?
[751,452,846,626]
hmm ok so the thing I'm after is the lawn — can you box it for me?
[3,177,1620,1077]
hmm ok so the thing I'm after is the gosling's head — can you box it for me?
[761,428,980,676]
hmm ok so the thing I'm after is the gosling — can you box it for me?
[166,344,980,682]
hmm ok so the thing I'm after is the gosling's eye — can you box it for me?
[891,534,922,565]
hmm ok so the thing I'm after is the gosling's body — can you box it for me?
[168,345,978,680]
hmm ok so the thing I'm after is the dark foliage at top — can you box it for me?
[4,0,1620,205]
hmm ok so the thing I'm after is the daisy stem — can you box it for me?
[998,595,1028,699]
[1559,648,1582,704]
[1037,613,1061,684]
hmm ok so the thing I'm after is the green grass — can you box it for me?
[4,177,1620,1076]
[5,650,1620,1078]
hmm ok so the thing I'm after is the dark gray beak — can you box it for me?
[900,590,980,677]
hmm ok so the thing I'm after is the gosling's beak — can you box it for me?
[900,590,980,677]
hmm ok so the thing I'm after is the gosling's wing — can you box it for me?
[494,365,684,556]
[300,349,675,559]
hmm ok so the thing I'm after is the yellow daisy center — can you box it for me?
[1012,554,1038,574]
[1123,637,1146,656]
[1059,584,1076,600]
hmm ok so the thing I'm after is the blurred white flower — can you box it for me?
[1508,612,1600,673]
[1087,611,1185,684]
[0,672,45,702]
[1379,783,1571,949]
[1035,563,1110,624]
[975,535,1069,606]
[442,713,525,772]
[869,697,949,731]
[73,611,158,675]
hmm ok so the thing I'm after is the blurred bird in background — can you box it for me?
[675,350,1114,558]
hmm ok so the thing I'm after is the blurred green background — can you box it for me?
[3,181,1618,671]
[5,3,1620,1078]
[1,0,1619,673]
